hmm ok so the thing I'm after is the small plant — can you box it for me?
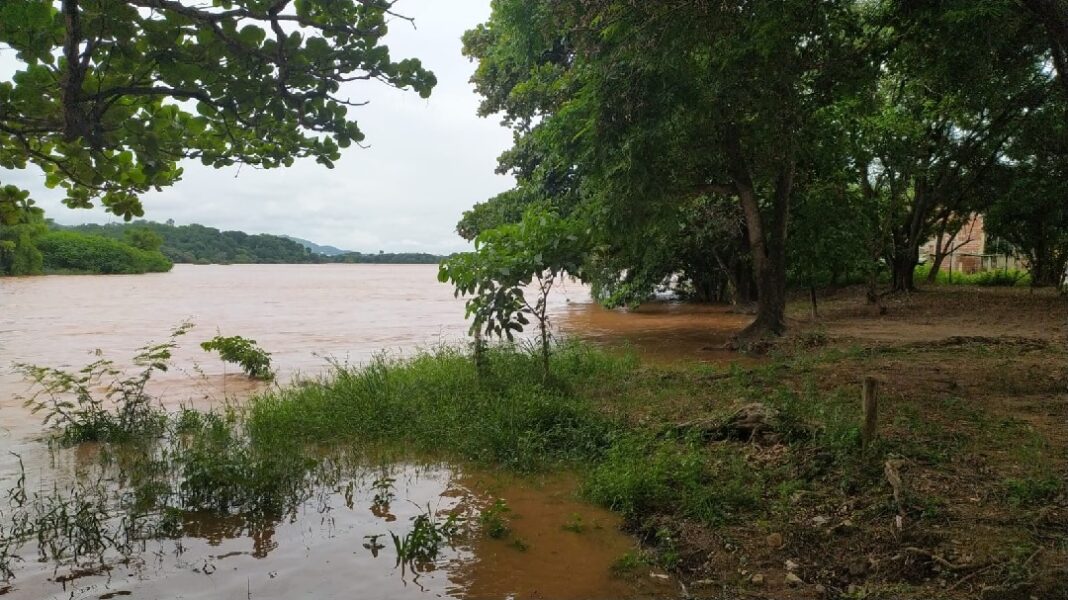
[479,498,512,539]
[200,335,274,380]
[653,526,681,571]
[507,537,529,552]
[438,208,588,380]
[370,477,396,520]
[1003,476,1063,506]
[610,551,647,577]
[561,513,587,533]
[389,505,462,569]
[18,322,191,444]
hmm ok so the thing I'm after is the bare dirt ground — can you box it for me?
[800,285,1066,344]
[623,286,1067,600]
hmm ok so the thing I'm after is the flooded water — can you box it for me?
[0,461,671,600]
[0,264,748,599]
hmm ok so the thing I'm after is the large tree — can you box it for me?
[464,0,870,344]
[860,0,1051,291]
[0,0,435,219]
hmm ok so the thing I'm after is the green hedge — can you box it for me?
[915,263,1030,287]
[37,231,173,274]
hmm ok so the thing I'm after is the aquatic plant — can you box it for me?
[389,505,462,569]
[200,335,274,380]
[17,322,192,444]
[479,498,512,539]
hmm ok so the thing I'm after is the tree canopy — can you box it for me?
[0,0,435,219]
[452,0,1067,345]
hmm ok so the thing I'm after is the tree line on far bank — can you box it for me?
[0,192,172,276]
[0,204,445,276]
[66,221,445,265]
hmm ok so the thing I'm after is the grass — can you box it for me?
[245,344,629,471]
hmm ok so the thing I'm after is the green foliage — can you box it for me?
[64,220,447,265]
[200,335,274,380]
[332,251,446,265]
[35,230,172,274]
[123,227,163,252]
[8,231,43,275]
[985,99,1068,288]
[389,507,462,569]
[17,322,191,444]
[582,435,761,526]
[479,498,512,539]
[0,0,435,219]
[914,264,1030,287]
[439,208,587,377]
[0,192,46,275]
[66,221,316,265]
[174,411,312,515]
[1002,476,1064,507]
[246,343,624,471]
[440,209,587,340]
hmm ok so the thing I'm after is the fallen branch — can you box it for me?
[904,547,989,573]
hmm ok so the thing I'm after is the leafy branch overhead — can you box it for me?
[0,0,436,219]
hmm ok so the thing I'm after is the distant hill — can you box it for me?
[333,251,444,265]
[282,236,351,257]
[59,221,447,265]
[64,221,317,264]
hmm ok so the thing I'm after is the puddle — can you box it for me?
[0,462,672,600]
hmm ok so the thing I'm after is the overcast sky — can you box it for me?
[0,0,514,254]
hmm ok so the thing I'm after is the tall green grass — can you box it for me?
[245,343,634,471]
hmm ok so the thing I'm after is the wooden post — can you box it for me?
[862,376,879,448]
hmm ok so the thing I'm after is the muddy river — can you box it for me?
[0,264,750,599]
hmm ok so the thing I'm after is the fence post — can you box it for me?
[862,377,879,449]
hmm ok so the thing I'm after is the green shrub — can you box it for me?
[200,335,275,380]
[914,263,1029,287]
[36,231,172,274]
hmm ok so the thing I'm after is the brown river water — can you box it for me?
[0,264,751,600]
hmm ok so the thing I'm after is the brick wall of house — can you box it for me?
[921,214,987,274]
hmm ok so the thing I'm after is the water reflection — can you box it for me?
[1,462,667,600]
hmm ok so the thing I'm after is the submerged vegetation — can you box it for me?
[200,335,275,380]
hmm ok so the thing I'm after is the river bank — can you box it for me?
[1,279,1065,599]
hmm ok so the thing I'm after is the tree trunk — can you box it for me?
[809,284,818,320]
[539,316,550,381]
[891,252,919,292]
[733,169,791,345]
[926,225,948,283]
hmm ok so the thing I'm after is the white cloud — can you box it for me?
[0,0,512,254]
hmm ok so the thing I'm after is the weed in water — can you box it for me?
[17,322,192,444]
[200,335,274,380]
[389,505,462,570]
[562,513,587,533]
[479,498,512,539]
